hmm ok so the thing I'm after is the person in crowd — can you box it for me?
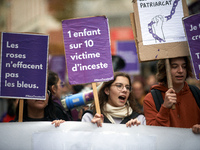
[144,74,157,94]
[48,71,72,121]
[0,99,18,122]
[143,56,200,134]
[132,80,146,112]
[81,72,146,127]
[14,89,64,127]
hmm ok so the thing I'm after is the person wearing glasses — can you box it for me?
[81,72,146,127]
[48,71,72,121]
[14,89,64,127]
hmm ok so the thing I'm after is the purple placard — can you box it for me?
[116,41,140,75]
[183,13,200,80]
[0,32,49,99]
[48,55,66,83]
[62,16,114,85]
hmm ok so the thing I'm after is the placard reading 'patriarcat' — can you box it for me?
[62,16,113,85]
[131,0,189,62]
[0,32,49,100]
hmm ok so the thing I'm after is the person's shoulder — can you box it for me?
[137,114,146,125]
[81,110,94,122]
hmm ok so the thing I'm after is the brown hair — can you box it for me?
[91,72,141,114]
[156,56,193,84]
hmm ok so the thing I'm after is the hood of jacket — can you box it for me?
[150,82,190,95]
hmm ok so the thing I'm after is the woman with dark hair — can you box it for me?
[81,72,146,127]
[48,71,72,121]
[14,89,64,127]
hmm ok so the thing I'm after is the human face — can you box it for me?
[170,58,187,87]
[132,82,144,100]
[105,76,131,107]
[27,91,49,110]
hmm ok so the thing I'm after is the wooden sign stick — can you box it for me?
[18,99,24,122]
[165,59,175,109]
[92,82,101,115]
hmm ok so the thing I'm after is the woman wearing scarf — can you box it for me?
[82,72,146,127]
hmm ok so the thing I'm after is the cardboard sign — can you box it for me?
[62,16,113,85]
[0,32,49,100]
[116,41,140,75]
[183,13,200,80]
[131,0,189,62]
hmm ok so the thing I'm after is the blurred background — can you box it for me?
[0,0,199,121]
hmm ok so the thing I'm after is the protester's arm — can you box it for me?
[192,124,200,134]
[143,92,171,127]
[51,119,65,127]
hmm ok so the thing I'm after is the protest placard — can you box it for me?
[183,13,200,80]
[62,16,114,114]
[49,55,66,82]
[62,16,113,85]
[0,32,49,100]
[131,0,190,109]
[116,41,140,75]
[131,0,189,62]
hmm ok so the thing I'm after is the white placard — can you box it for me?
[137,0,186,45]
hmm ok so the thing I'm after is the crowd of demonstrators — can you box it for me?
[0,65,199,134]
[48,71,72,121]
[81,72,146,127]
[143,56,200,134]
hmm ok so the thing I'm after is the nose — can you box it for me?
[122,86,128,92]
[178,66,183,73]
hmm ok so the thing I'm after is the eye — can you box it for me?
[116,84,123,88]
[125,86,131,91]
[171,65,177,68]
[182,64,186,69]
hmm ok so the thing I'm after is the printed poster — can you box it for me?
[0,32,49,100]
[183,13,200,80]
[62,16,114,85]
[116,41,140,75]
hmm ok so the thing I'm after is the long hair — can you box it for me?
[156,56,193,84]
[91,72,141,114]
[48,70,59,92]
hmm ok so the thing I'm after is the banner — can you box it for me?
[62,16,113,84]
[0,122,199,150]
[0,32,49,100]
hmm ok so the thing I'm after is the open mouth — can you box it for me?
[118,95,126,101]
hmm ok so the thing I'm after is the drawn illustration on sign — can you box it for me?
[148,0,180,43]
